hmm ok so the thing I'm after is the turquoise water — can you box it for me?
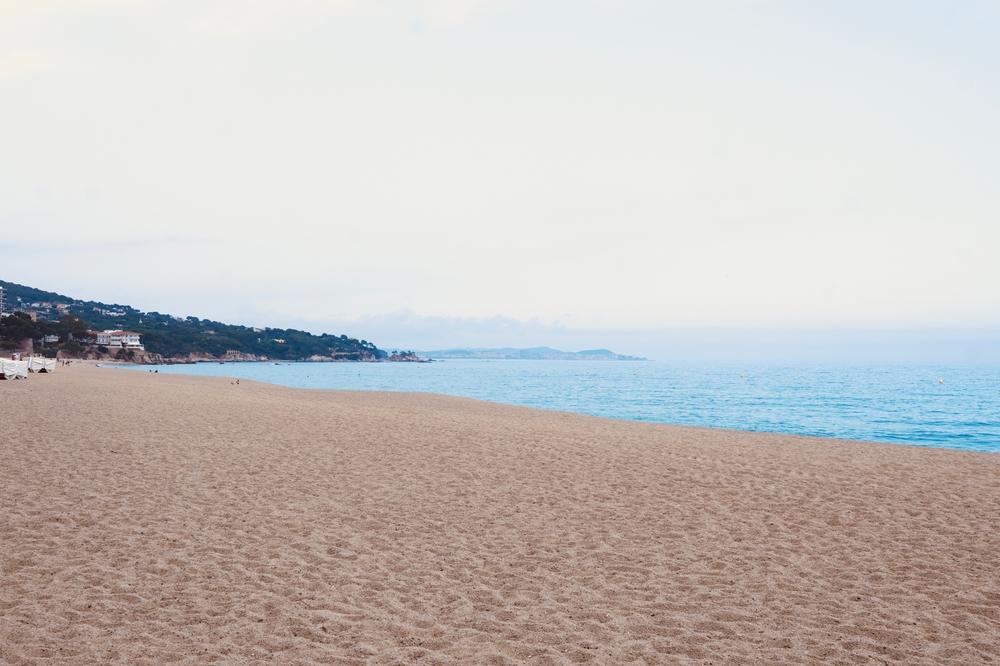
[123,360,1000,452]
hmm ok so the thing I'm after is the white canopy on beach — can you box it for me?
[28,357,56,373]
[1,360,29,379]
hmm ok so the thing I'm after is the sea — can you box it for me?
[122,360,1000,453]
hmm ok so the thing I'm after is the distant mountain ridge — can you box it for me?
[420,347,646,361]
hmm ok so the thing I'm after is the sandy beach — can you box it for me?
[1,364,998,664]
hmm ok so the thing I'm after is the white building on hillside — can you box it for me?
[96,330,144,350]
[0,285,6,316]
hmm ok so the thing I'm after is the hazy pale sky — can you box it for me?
[2,1,998,358]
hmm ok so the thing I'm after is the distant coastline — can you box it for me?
[419,347,646,361]
[2,280,645,365]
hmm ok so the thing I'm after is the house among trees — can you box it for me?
[95,330,144,350]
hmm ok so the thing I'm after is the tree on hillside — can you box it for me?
[56,314,90,341]
[0,312,42,345]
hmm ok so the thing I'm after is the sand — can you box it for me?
[1,364,998,665]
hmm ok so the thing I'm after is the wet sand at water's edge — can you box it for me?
[1,364,998,664]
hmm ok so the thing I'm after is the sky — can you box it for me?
[1,1,998,361]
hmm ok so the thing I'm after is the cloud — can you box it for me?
[411,0,506,27]
[0,0,137,19]
[0,235,219,254]
[184,0,357,37]
[0,52,53,78]
[183,0,507,36]
[267,310,578,350]
[2,0,998,343]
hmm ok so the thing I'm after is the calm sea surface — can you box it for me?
[122,360,1000,452]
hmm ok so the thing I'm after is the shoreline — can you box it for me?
[3,364,998,663]
[101,360,997,455]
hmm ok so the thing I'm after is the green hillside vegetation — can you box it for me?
[0,311,90,358]
[0,280,385,361]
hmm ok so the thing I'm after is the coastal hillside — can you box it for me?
[0,279,385,361]
[421,346,646,361]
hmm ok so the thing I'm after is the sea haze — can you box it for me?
[120,360,1000,453]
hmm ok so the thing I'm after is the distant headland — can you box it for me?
[0,279,386,363]
[419,347,646,361]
